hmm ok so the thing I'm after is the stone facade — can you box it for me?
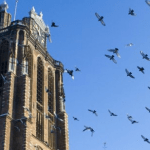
[0,2,69,150]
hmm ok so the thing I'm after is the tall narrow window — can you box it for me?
[24,47,33,115]
[0,40,9,114]
[36,57,44,141]
[48,68,54,113]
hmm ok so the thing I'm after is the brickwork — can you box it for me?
[0,5,69,150]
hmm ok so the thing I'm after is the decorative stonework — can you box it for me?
[29,7,50,36]
[0,1,8,12]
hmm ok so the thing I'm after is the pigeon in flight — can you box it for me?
[105,55,117,64]
[64,69,74,79]
[14,126,20,132]
[148,87,150,90]
[140,51,150,61]
[126,43,133,47]
[129,8,136,16]
[51,125,61,133]
[88,109,98,116]
[0,112,10,117]
[83,126,95,136]
[14,117,27,126]
[145,107,150,113]
[127,114,132,119]
[54,111,63,122]
[1,74,9,84]
[125,69,135,79]
[95,12,106,26]
[108,48,121,58]
[137,66,145,74]
[141,135,150,143]
[44,113,52,121]
[108,110,117,116]
[75,67,81,72]
[73,117,79,121]
[128,118,138,124]
[145,0,150,6]
[51,22,58,27]
[23,106,33,119]
[45,87,51,95]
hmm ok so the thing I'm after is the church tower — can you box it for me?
[0,2,69,150]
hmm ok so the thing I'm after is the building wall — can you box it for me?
[0,11,69,150]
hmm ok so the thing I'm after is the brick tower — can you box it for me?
[0,2,69,150]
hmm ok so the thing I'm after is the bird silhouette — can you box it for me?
[126,43,133,47]
[128,118,138,124]
[127,114,132,119]
[141,135,150,143]
[140,51,150,61]
[129,8,136,16]
[45,87,51,95]
[137,66,144,74]
[108,110,117,116]
[73,117,79,121]
[75,67,81,72]
[95,12,106,26]
[108,48,121,58]
[1,74,9,84]
[146,0,150,6]
[51,22,58,27]
[145,107,150,113]
[54,111,63,122]
[88,109,98,116]
[83,126,95,136]
[105,55,117,64]
[64,69,74,79]
[125,69,135,78]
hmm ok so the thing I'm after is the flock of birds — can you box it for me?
[60,0,150,148]
[1,0,150,149]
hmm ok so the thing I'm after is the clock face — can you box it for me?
[32,21,45,47]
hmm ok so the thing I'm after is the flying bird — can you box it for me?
[108,110,117,116]
[54,111,63,122]
[126,43,133,47]
[125,69,135,78]
[145,107,150,113]
[73,117,79,121]
[88,109,98,116]
[141,135,150,143]
[105,55,117,64]
[51,22,58,27]
[108,48,121,58]
[95,12,106,26]
[23,106,32,119]
[1,74,9,84]
[64,69,74,79]
[148,87,150,90]
[75,67,81,72]
[127,114,132,119]
[83,126,95,136]
[145,0,150,6]
[128,118,138,124]
[129,8,136,16]
[45,87,51,95]
[137,66,144,74]
[140,51,150,61]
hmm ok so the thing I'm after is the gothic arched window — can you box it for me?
[48,68,54,113]
[36,57,44,141]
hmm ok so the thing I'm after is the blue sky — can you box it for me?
[5,0,150,149]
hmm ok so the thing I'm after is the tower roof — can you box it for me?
[0,0,8,12]
[29,7,50,35]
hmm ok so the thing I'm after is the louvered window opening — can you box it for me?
[0,40,9,113]
[48,118,54,148]
[48,68,54,114]
[25,48,33,116]
[36,57,44,141]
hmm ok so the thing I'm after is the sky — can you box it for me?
[4,0,150,149]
